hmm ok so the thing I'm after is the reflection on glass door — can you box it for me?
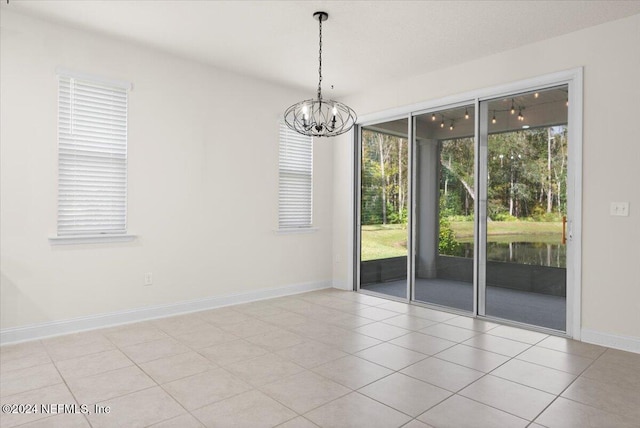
[413,105,475,311]
[481,86,568,331]
[359,119,409,299]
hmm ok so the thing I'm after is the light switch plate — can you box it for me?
[610,202,629,217]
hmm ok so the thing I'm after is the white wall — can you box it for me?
[0,11,333,332]
[334,15,640,342]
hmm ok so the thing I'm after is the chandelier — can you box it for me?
[284,11,357,137]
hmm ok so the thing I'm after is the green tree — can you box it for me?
[361,130,408,225]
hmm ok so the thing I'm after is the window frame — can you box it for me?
[277,122,316,233]
[50,68,135,245]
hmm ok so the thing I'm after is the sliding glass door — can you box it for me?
[479,86,569,331]
[358,118,409,300]
[356,79,576,334]
[413,105,476,312]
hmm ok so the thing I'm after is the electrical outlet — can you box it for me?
[144,272,153,286]
[610,202,629,217]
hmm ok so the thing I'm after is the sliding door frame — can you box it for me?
[477,100,488,317]
[409,99,478,315]
[351,68,583,338]
[354,114,413,302]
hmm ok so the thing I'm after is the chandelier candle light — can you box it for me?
[284,11,357,137]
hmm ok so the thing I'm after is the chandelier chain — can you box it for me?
[317,16,322,101]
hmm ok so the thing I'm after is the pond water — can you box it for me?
[448,242,566,268]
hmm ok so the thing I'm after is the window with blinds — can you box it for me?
[278,124,313,229]
[57,73,129,236]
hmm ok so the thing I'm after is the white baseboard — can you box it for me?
[332,279,350,290]
[0,280,331,345]
[581,328,640,354]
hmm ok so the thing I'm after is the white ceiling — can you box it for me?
[6,1,640,97]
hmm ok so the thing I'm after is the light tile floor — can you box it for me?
[1,288,639,428]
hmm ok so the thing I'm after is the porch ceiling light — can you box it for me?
[284,11,356,138]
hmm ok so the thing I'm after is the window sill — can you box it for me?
[49,234,137,246]
[274,227,318,235]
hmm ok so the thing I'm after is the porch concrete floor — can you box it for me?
[361,278,566,331]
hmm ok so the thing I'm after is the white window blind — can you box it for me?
[278,124,313,229]
[57,73,128,236]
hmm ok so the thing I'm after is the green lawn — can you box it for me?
[361,221,562,261]
[451,221,562,243]
[360,224,408,261]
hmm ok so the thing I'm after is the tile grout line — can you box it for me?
[77,329,203,426]
[44,340,95,428]
[525,345,629,425]
[412,336,562,424]
[503,336,611,425]
[449,390,534,424]
[257,378,353,423]
[91,331,177,426]
[3,289,637,428]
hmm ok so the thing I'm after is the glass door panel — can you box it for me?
[359,119,409,299]
[413,105,475,311]
[482,86,568,331]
